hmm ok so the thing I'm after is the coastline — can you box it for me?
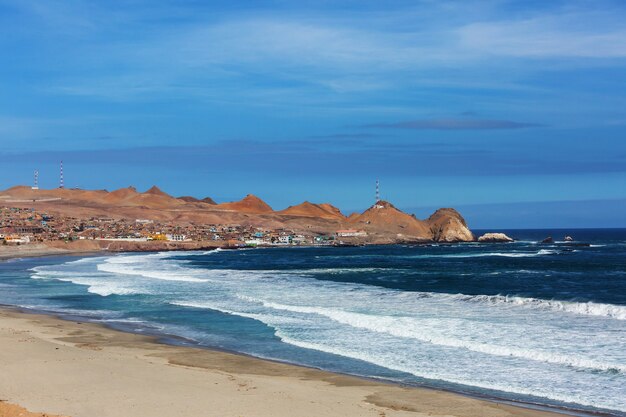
[0,305,573,417]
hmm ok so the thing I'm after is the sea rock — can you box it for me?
[564,236,574,241]
[541,236,554,244]
[477,232,514,243]
[427,208,474,243]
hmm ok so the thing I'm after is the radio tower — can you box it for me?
[59,160,64,189]
[375,179,380,202]
[32,170,39,190]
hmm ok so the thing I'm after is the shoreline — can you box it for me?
[0,251,620,417]
[0,305,578,417]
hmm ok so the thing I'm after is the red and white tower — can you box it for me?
[375,179,380,203]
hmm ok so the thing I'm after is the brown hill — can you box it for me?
[318,203,345,218]
[144,185,171,197]
[349,201,431,240]
[426,208,474,242]
[104,186,139,203]
[177,196,216,205]
[178,196,200,203]
[279,201,345,220]
[218,194,273,213]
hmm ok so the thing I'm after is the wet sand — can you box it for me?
[0,307,568,417]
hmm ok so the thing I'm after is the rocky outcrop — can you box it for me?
[477,233,514,243]
[426,208,474,242]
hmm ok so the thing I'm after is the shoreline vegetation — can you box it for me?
[0,304,570,417]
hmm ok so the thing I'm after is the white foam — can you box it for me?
[273,333,618,411]
[256,299,626,373]
[446,293,626,320]
[405,250,558,259]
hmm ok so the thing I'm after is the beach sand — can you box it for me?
[0,308,569,417]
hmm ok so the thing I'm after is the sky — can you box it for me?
[1,0,625,228]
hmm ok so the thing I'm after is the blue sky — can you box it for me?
[1,0,626,228]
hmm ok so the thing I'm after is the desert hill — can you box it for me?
[217,194,273,214]
[178,196,217,205]
[0,186,474,242]
[144,185,171,197]
[279,201,345,220]
[349,201,431,241]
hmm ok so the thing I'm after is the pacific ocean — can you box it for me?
[1,228,625,416]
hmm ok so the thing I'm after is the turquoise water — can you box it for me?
[1,229,625,416]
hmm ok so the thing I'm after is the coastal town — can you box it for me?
[0,206,367,248]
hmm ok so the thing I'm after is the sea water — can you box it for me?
[1,228,625,415]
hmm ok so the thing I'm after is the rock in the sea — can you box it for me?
[564,235,574,241]
[477,232,514,243]
[427,208,474,242]
[541,236,554,244]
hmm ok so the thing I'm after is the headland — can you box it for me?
[0,185,475,256]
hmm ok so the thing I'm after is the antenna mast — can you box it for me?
[59,160,64,189]
[375,179,380,202]
[32,170,39,190]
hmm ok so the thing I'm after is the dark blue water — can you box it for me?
[1,228,625,415]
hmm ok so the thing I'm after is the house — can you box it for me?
[277,235,292,244]
[291,235,307,244]
[166,234,188,242]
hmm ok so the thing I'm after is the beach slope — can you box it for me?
[0,308,565,417]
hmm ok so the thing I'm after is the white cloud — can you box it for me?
[458,13,626,58]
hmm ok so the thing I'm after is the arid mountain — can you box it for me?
[200,197,217,205]
[144,185,171,197]
[349,201,431,241]
[178,196,217,205]
[0,186,474,242]
[178,196,200,203]
[217,194,273,214]
[279,201,345,220]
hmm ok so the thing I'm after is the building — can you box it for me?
[336,229,367,237]
[166,234,188,242]
[277,235,292,244]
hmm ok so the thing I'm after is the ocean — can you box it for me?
[1,228,625,416]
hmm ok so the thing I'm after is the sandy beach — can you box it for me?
[0,307,569,417]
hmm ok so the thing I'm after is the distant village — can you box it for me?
[0,206,368,248]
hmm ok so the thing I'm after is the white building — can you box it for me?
[336,229,367,237]
[277,235,292,244]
